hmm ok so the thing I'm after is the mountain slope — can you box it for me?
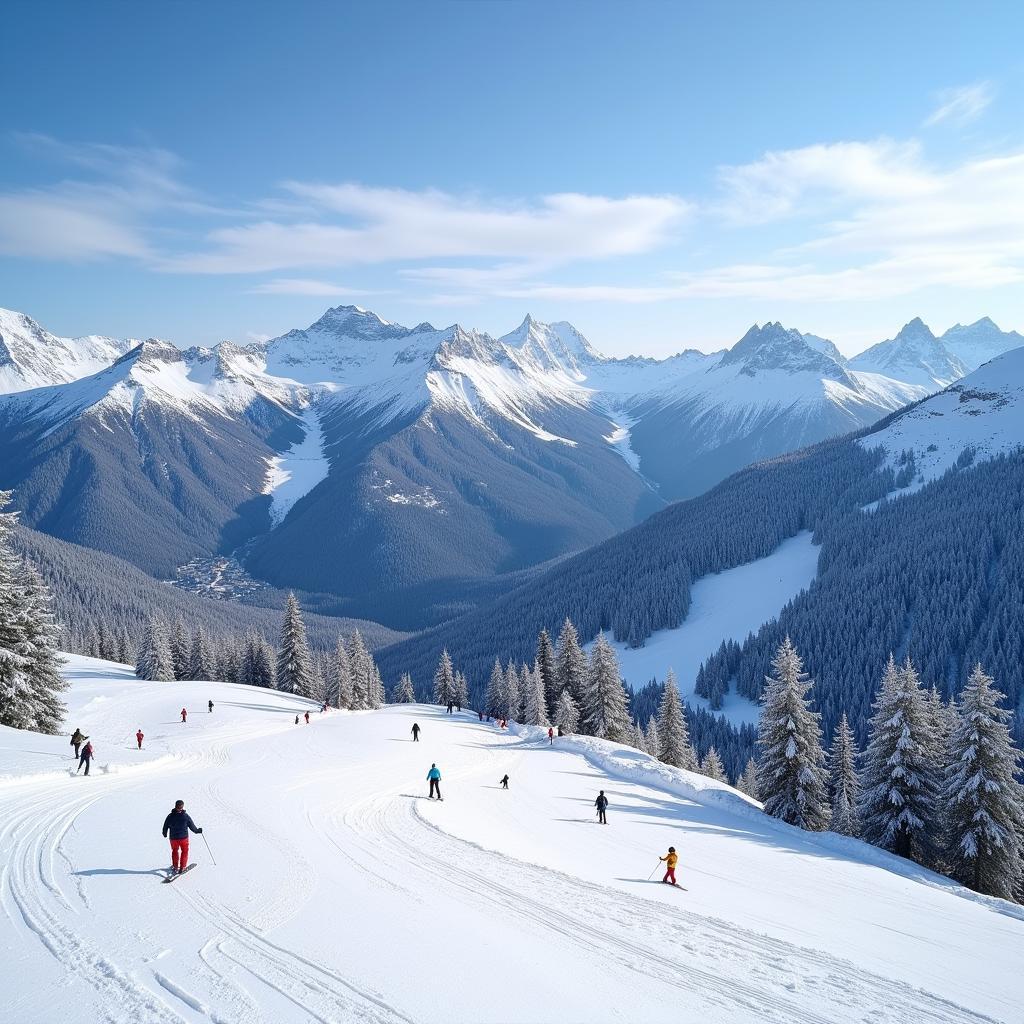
[940,317,1024,372]
[851,317,967,388]
[2,656,1018,1023]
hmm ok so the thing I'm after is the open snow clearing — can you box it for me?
[1,655,1022,1024]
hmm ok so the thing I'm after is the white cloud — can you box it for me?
[924,81,994,127]
[248,278,372,297]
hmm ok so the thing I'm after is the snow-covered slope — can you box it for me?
[0,307,136,394]
[1,655,1019,1023]
[851,317,967,389]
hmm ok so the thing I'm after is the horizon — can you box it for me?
[3,2,1024,357]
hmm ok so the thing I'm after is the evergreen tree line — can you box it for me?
[0,492,68,734]
[754,636,1024,902]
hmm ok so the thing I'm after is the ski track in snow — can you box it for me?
[1,657,1020,1024]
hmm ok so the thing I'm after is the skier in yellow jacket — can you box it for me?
[660,846,679,886]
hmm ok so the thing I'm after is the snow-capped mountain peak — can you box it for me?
[720,321,849,380]
[940,317,1024,372]
[850,318,966,389]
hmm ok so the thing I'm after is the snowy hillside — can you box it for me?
[1,655,1021,1024]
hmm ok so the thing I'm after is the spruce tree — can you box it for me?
[859,656,939,862]
[188,626,215,680]
[632,721,647,752]
[433,649,456,706]
[756,637,829,831]
[504,661,521,721]
[580,632,632,742]
[277,592,312,697]
[454,670,469,710]
[536,628,559,713]
[522,662,549,726]
[737,757,759,800]
[944,665,1024,898]
[828,712,860,837]
[335,637,354,708]
[555,618,588,704]
[657,669,697,770]
[348,630,372,708]
[170,617,191,680]
[485,659,505,719]
[0,504,34,730]
[644,717,660,758]
[702,746,727,783]
[394,673,416,703]
[250,635,276,689]
[368,661,386,709]
[553,688,580,735]
[135,617,174,681]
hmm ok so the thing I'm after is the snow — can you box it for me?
[263,407,329,526]
[1,653,1021,1023]
[603,412,642,470]
[604,532,821,726]
[862,346,1024,484]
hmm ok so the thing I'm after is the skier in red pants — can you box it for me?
[136,729,144,750]
[180,708,187,723]
[660,846,679,886]
[162,800,203,875]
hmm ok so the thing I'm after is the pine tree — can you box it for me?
[828,712,860,837]
[701,746,727,783]
[433,649,456,706]
[170,617,190,680]
[644,716,660,757]
[135,617,174,681]
[485,659,505,719]
[249,635,276,689]
[555,618,588,704]
[188,626,215,680]
[334,637,354,708]
[0,499,35,731]
[116,627,134,665]
[756,637,829,831]
[737,757,759,800]
[368,661,386,709]
[580,632,632,742]
[553,688,580,735]
[394,673,416,703]
[657,669,697,770]
[859,656,940,863]
[522,662,549,726]
[536,628,559,713]
[348,630,372,708]
[454,670,469,710]
[944,665,1024,898]
[632,721,647,752]
[277,592,312,697]
[504,661,521,721]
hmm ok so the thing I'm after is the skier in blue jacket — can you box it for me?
[427,764,442,800]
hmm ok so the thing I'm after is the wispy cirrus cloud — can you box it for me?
[248,278,377,297]
[924,81,994,127]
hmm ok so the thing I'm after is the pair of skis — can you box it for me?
[162,863,197,883]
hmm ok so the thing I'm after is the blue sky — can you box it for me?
[2,1,1023,356]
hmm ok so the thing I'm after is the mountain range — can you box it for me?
[1,304,1021,628]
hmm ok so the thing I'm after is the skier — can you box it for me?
[660,846,679,886]
[161,799,203,875]
[595,790,609,825]
[294,715,299,725]
[427,763,442,800]
[499,774,510,789]
[136,729,144,750]
[208,700,214,714]
[180,708,187,724]
[547,727,554,745]
[321,702,327,714]
[70,728,87,758]
[478,711,483,722]
[411,723,421,742]
[446,701,453,715]
[304,710,310,725]
[77,740,95,776]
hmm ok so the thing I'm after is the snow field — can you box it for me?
[1,655,1022,1023]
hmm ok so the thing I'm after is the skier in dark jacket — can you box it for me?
[70,728,86,758]
[208,700,214,713]
[499,774,510,789]
[595,790,609,824]
[411,723,421,742]
[162,800,202,874]
[77,740,94,776]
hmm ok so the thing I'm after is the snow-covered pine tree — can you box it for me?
[632,721,646,752]
[433,649,456,706]
[170,617,190,680]
[828,712,860,837]
[644,716,660,757]
[485,659,505,718]
[368,662,386,709]
[135,617,174,681]
[756,636,829,831]
[859,655,939,862]
[454,670,469,710]
[504,661,521,721]
[522,662,549,726]
[536,627,559,713]
[943,664,1024,898]
[117,627,134,665]
[348,630,372,708]
[250,635,276,689]
[188,626,214,680]
[553,688,579,735]
[737,757,759,800]
[393,673,416,703]
[277,592,313,697]
[580,632,632,742]
[657,669,697,770]
[334,637,354,709]
[555,618,588,704]
[0,497,34,731]
[3,557,68,733]
[701,746,727,783]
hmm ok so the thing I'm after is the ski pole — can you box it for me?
[201,831,218,867]
[647,860,662,881]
